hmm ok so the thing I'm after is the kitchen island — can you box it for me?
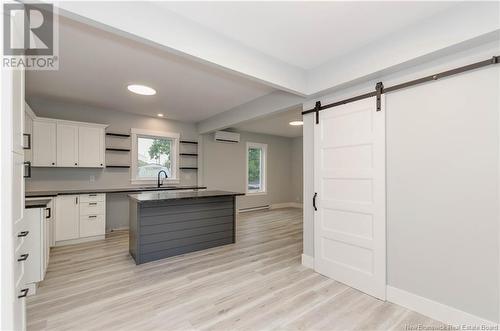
[128,190,243,264]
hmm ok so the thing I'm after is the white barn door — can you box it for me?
[314,96,386,300]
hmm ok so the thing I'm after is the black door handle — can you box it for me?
[17,253,29,262]
[313,192,318,211]
[18,288,29,298]
[17,231,29,237]
[24,161,31,178]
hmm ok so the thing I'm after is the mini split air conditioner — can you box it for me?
[214,131,240,143]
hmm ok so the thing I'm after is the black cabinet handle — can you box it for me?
[313,192,318,211]
[89,194,97,197]
[51,162,55,166]
[17,231,29,237]
[17,254,29,262]
[23,133,31,149]
[74,163,78,166]
[18,288,29,298]
[89,202,97,206]
[23,161,31,178]
[46,207,51,219]
[75,197,78,204]
[88,215,97,219]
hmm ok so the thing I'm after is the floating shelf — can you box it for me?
[106,148,131,152]
[180,140,198,145]
[180,153,198,157]
[180,167,198,170]
[106,132,130,138]
[106,165,130,168]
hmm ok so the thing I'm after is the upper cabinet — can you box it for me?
[78,126,104,168]
[57,123,79,167]
[33,119,57,167]
[30,116,107,168]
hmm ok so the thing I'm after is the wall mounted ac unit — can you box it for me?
[214,131,240,143]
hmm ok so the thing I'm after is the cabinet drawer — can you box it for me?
[79,215,105,238]
[79,193,105,203]
[80,201,105,215]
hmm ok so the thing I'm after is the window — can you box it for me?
[131,129,179,184]
[246,142,267,194]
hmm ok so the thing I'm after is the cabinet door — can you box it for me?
[55,195,80,241]
[57,123,79,167]
[78,126,104,167]
[33,120,56,167]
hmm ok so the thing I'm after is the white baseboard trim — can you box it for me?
[301,254,314,269]
[270,202,303,210]
[387,286,498,327]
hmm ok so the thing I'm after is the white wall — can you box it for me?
[200,131,301,210]
[303,41,500,323]
[291,137,303,203]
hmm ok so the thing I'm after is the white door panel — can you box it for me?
[57,123,79,167]
[314,96,386,300]
[33,120,56,167]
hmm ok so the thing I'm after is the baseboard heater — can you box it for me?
[238,205,270,213]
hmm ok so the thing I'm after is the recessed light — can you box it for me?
[289,121,303,126]
[127,84,156,96]
[157,113,164,117]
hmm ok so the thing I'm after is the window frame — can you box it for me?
[130,128,180,185]
[246,142,267,195]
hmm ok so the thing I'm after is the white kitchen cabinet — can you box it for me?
[78,126,104,167]
[33,119,57,167]
[55,195,80,241]
[55,194,106,245]
[31,117,107,168]
[57,123,79,167]
[22,208,44,285]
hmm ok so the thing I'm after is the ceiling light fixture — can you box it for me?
[289,121,303,126]
[127,84,156,96]
[157,113,164,117]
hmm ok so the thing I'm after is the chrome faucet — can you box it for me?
[157,170,168,188]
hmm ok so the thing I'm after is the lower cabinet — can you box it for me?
[55,193,106,244]
[55,195,79,241]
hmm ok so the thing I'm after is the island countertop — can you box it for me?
[128,190,244,203]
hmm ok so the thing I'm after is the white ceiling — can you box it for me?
[233,106,303,138]
[26,16,275,122]
[159,1,460,70]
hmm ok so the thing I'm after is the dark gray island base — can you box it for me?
[128,190,243,264]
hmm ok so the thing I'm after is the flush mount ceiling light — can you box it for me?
[289,121,303,126]
[157,113,164,117]
[127,84,156,96]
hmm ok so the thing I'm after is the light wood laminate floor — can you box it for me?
[27,208,441,330]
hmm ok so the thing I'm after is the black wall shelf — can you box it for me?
[106,148,131,152]
[180,140,198,145]
[106,133,130,138]
[106,165,130,168]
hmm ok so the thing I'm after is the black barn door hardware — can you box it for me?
[313,192,318,211]
[303,55,500,119]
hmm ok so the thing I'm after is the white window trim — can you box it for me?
[130,128,180,185]
[246,142,267,195]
